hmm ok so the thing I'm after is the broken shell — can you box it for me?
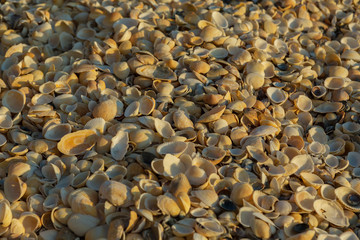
[313,199,349,227]
[311,86,327,98]
[57,130,97,155]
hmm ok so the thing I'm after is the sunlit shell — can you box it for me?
[311,86,327,98]
[313,199,349,227]
[230,182,253,206]
[313,102,343,113]
[335,186,360,212]
[0,200,12,227]
[44,123,72,141]
[295,95,313,112]
[111,131,128,161]
[4,175,27,202]
[139,96,155,115]
[99,180,132,207]
[197,105,226,123]
[19,212,41,233]
[67,213,100,237]
[57,130,97,155]
[2,90,25,113]
[202,146,226,165]
[129,129,154,149]
[252,190,278,213]
[290,154,314,176]
[294,190,315,212]
[324,77,345,90]
[136,65,176,81]
[157,141,187,157]
[92,99,117,121]
[342,122,360,134]
[157,194,181,217]
[173,109,194,130]
[0,114,13,129]
[266,87,288,104]
[246,73,265,90]
[300,172,324,189]
[194,218,224,237]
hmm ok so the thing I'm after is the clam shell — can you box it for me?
[3,90,25,113]
[57,130,97,155]
[99,180,132,207]
[67,213,100,237]
[4,175,27,202]
[324,77,346,90]
[154,118,175,138]
[266,87,288,104]
[335,186,360,212]
[157,141,187,157]
[44,123,72,141]
[19,212,41,233]
[252,190,278,213]
[110,131,128,161]
[202,146,226,165]
[157,194,181,217]
[311,86,327,98]
[92,99,117,121]
[313,102,343,113]
[294,190,315,212]
[0,200,12,227]
[300,172,324,189]
[0,114,12,129]
[194,218,224,237]
[295,95,313,112]
[313,199,349,227]
[136,65,176,81]
[197,105,226,123]
[230,182,253,206]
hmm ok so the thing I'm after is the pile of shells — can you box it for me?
[1,0,360,239]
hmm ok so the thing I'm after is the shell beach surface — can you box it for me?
[1,0,360,239]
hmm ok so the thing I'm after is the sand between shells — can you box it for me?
[0,0,360,239]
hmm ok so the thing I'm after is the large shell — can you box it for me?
[2,90,25,113]
[157,141,187,157]
[57,130,97,155]
[136,65,176,81]
[4,175,27,202]
[99,180,132,207]
[335,186,360,212]
[67,213,100,237]
[266,87,288,104]
[313,199,349,227]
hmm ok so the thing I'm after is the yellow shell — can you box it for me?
[57,130,97,155]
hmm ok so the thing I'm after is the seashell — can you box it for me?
[300,172,324,189]
[347,152,360,168]
[252,190,278,213]
[200,26,223,42]
[0,114,12,129]
[342,122,360,134]
[197,105,226,123]
[2,90,25,113]
[44,123,72,141]
[324,77,345,90]
[84,118,106,134]
[154,118,175,138]
[230,182,253,206]
[251,219,271,239]
[86,171,109,191]
[169,173,191,198]
[19,212,41,233]
[157,141,187,157]
[57,130,97,155]
[193,189,218,208]
[173,109,194,130]
[157,194,181,217]
[113,62,130,80]
[313,102,343,113]
[211,12,228,28]
[275,200,292,216]
[99,180,132,207]
[295,95,313,112]
[328,66,348,78]
[136,65,176,81]
[328,138,345,156]
[266,87,288,104]
[202,146,226,165]
[335,186,360,212]
[111,131,129,161]
[246,73,265,90]
[0,200,12,227]
[294,190,315,212]
[76,28,96,40]
[139,96,155,116]
[194,218,224,237]
[4,175,27,202]
[92,99,117,121]
[67,213,100,237]
[311,86,327,98]
[313,199,349,227]
[189,61,210,74]
[172,223,194,237]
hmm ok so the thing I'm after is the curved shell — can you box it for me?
[111,131,129,161]
[252,190,278,213]
[2,90,25,113]
[324,77,345,90]
[335,186,360,212]
[4,175,27,202]
[194,218,224,237]
[313,199,349,227]
[295,95,313,112]
[157,141,187,157]
[57,130,97,155]
[136,65,176,81]
[266,87,288,104]
[99,180,132,207]
[300,172,324,189]
[202,146,226,165]
[67,213,100,237]
[197,105,226,123]
[44,123,72,141]
[294,190,315,212]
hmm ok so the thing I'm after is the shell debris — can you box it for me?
[1,0,360,239]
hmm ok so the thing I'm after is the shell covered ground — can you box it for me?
[0,0,360,239]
